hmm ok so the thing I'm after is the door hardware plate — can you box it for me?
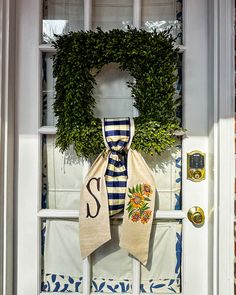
[187,150,206,182]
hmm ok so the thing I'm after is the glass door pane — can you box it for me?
[91,219,132,293]
[43,0,84,43]
[42,52,56,126]
[41,219,182,293]
[141,0,183,44]
[92,0,133,31]
[93,63,135,118]
[144,144,182,211]
[42,135,90,209]
[40,1,184,294]
[140,221,182,293]
[41,219,83,293]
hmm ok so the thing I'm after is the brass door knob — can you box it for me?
[187,206,205,226]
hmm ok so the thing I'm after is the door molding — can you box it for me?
[210,0,235,294]
[0,0,233,294]
[0,0,15,295]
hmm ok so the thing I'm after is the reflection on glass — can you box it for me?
[41,139,182,211]
[42,52,56,126]
[41,58,138,125]
[43,0,84,43]
[41,219,83,292]
[141,0,183,44]
[176,54,182,121]
[42,52,54,92]
[143,142,182,211]
[140,220,182,293]
[92,0,133,31]
[42,92,56,126]
[91,219,132,293]
[93,63,137,118]
[42,135,90,210]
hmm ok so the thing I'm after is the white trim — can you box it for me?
[0,0,4,290]
[15,0,41,294]
[84,0,92,31]
[14,0,236,294]
[37,209,186,219]
[215,0,234,294]
[133,0,141,28]
[38,126,56,134]
[40,294,130,295]
[39,44,187,54]
[0,0,15,295]
[132,259,140,295]
[182,1,210,294]
[208,0,219,293]
[83,257,91,295]
[39,44,55,52]
[40,293,172,295]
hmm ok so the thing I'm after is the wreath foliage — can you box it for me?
[53,28,181,158]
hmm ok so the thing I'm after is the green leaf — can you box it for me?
[127,202,132,209]
[128,210,135,218]
[140,203,150,211]
[139,184,142,193]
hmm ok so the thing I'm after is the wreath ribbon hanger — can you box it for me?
[103,118,133,216]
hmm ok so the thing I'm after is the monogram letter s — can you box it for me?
[86,177,101,218]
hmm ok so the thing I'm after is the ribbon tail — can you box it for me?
[79,152,111,258]
[79,217,111,259]
[119,222,151,265]
[119,149,156,266]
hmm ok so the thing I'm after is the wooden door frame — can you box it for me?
[210,0,235,294]
[0,0,15,295]
[0,0,234,294]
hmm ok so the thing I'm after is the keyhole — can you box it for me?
[193,213,202,224]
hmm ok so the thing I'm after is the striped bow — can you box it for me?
[103,118,132,216]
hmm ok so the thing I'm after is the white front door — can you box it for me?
[14,1,234,295]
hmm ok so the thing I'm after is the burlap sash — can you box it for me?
[79,118,156,265]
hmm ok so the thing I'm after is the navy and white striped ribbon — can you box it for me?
[103,118,131,216]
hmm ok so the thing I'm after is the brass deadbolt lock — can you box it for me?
[187,151,206,182]
[187,206,205,226]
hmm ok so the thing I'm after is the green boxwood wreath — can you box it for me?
[53,28,182,159]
